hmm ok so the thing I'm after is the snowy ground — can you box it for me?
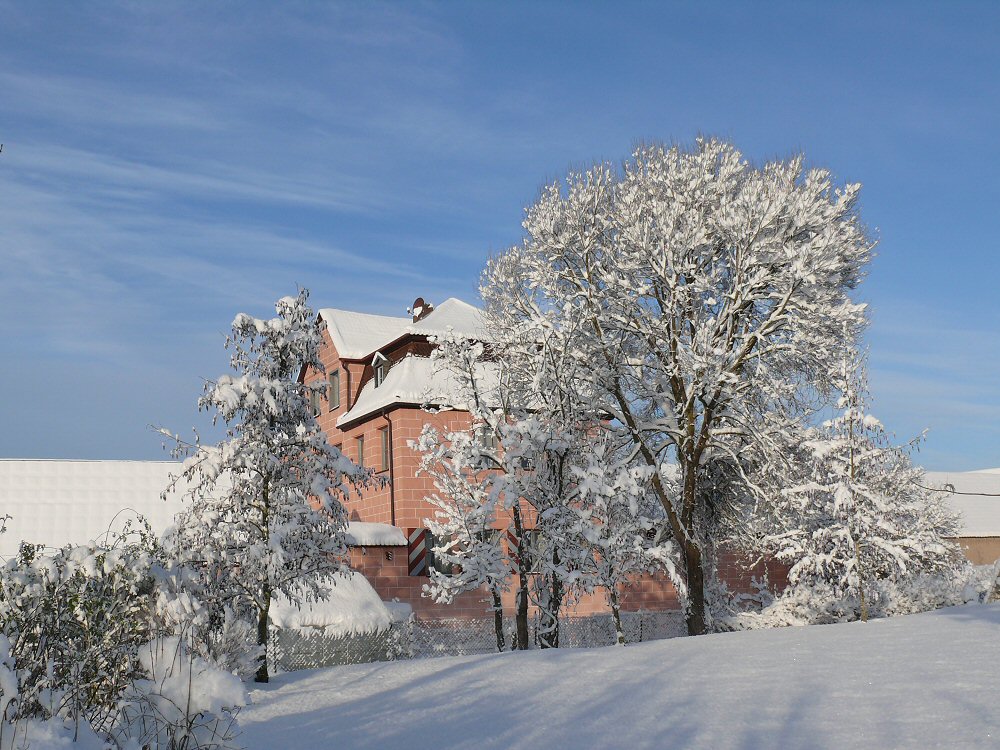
[241,604,1000,749]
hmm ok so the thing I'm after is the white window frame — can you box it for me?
[372,352,389,388]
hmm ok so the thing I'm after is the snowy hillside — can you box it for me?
[242,604,1000,749]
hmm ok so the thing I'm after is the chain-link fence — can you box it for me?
[268,624,410,672]
[268,610,684,673]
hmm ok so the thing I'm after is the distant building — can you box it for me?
[0,459,185,558]
[924,469,1000,565]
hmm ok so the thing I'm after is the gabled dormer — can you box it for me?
[372,351,389,388]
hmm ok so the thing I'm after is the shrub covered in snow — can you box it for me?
[0,524,162,735]
[0,522,250,748]
[111,636,246,750]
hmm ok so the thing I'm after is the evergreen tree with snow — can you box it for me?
[762,347,962,621]
[163,290,366,682]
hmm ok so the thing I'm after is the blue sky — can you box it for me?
[1,1,997,470]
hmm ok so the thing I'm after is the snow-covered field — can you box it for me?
[241,604,1000,750]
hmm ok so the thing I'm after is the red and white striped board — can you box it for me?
[505,529,520,565]
[408,527,428,576]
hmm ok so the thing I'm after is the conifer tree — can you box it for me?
[163,290,365,682]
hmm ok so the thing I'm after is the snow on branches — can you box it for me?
[482,138,875,634]
[414,330,676,648]
[756,347,963,624]
[162,289,369,682]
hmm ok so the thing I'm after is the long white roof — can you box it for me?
[318,298,486,360]
[0,459,187,558]
[0,459,404,557]
[924,470,1000,537]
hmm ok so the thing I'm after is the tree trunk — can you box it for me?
[680,457,708,636]
[538,572,562,649]
[255,584,271,683]
[512,505,530,650]
[515,583,529,650]
[610,587,625,645]
[684,539,707,636]
[256,473,273,682]
[854,538,868,622]
[492,588,505,652]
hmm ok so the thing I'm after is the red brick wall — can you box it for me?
[349,542,784,623]
[351,551,685,620]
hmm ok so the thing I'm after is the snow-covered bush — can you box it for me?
[0,518,252,748]
[111,636,246,750]
[153,565,263,682]
[0,633,109,748]
[877,562,996,616]
[0,524,162,735]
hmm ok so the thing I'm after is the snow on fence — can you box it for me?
[268,611,685,673]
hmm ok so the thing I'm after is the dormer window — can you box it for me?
[372,352,389,388]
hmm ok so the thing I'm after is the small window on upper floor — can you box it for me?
[308,382,323,417]
[356,435,365,468]
[372,352,389,388]
[328,369,341,410]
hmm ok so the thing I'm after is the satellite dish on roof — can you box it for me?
[408,296,434,322]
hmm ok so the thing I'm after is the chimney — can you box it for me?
[409,297,434,323]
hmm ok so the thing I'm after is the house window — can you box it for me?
[356,435,365,468]
[308,382,322,417]
[373,352,388,388]
[328,369,340,410]
[479,427,497,451]
[378,428,390,472]
[426,531,458,576]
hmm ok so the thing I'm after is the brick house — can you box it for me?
[301,296,775,624]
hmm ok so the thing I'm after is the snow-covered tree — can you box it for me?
[162,290,366,682]
[417,331,680,648]
[761,347,963,621]
[414,424,513,652]
[482,139,874,634]
[415,333,601,649]
[570,442,681,644]
[413,334,533,649]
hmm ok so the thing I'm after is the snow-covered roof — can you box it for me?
[344,521,406,546]
[318,308,411,360]
[318,298,486,361]
[269,572,393,636]
[406,298,487,341]
[0,459,188,558]
[0,460,409,558]
[924,470,1000,537]
[336,354,500,427]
